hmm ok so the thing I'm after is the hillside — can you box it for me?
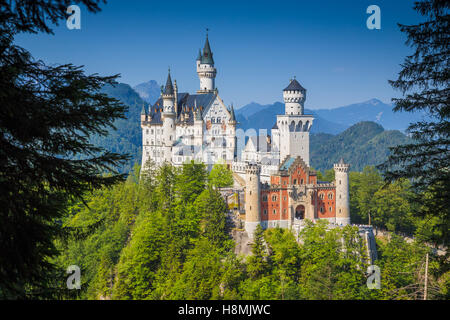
[96,82,146,173]
[310,121,411,172]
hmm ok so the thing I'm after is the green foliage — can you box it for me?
[298,221,371,300]
[208,162,234,188]
[379,0,449,249]
[0,0,128,298]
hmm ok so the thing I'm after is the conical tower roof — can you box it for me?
[163,69,174,95]
[201,34,214,65]
[283,78,305,92]
[229,105,236,122]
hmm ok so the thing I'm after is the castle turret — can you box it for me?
[245,163,261,239]
[162,69,176,162]
[140,103,147,123]
[283,78,306,115]
[197,33,217,94]
[277,78,314,165]
[334,158,350,225]
[193,99,203,155]
[228,105,237,161]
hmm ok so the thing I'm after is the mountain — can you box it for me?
[133,80,161,104]
[310,121,411,172]
[236,98,430,135]
[95,82,145,173]
[235,102,347,135]
[313,98,429,132]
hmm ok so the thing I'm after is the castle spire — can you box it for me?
[201,32,214,65]
[163,68,174,95]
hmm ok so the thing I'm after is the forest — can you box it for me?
[52,162,449,300]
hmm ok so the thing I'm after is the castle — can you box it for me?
[140,34,237,170]
[141,34,352,240]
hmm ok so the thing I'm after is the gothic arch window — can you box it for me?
[320,206,324,214]
[301,179,304,184]
[262,195,268,202]
[319,192,325,200]
[328,193,333,200]
[293,179,297,185]
[263,209,267,215]
[273,209,277,215]
[272,195,277,201]
[329,206,332,212]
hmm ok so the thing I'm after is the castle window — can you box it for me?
[146,129,149,134]
[340,195,342,199]
[293,179,297,185]
[272,195,277,201]
[320,207,324,213]
[262,195,268,202]
[249,191,252,195]
[339,180,341,185]
[301,179,304,184]
[151,129,154,134]
[319,193,325,200]
[328,193,333,200]
[263,209,267,215]
[329,207,332,212]
[273,209,277,215]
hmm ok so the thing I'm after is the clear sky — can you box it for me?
[15,0,423,109]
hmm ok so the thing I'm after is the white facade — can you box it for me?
[141,35,237,170]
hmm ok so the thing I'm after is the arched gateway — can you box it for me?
[295,204,305,220]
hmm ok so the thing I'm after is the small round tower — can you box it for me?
[334,158,350,225]
[162,69,176,162]
[197,33,217,93]
[245,163,261,239]
[283,78,306,115]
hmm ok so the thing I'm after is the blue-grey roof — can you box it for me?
[148,92,215,125]
[283,79,305,92]
[279,157,295,171]
[164,72,174,95]
[200,35,214,65]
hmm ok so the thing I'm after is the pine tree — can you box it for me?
[0,1,128,298]
[379,0,449,248]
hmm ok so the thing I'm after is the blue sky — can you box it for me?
[15,0,422,109]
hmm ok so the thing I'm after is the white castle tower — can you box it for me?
[196,33,217,93]
[334,158,350,225]
[162,70,176,162]
[245,163,261,239]
[276,78,314,165]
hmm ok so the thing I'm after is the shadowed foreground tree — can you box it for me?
[379,0,449,248]
[0,0,129,298]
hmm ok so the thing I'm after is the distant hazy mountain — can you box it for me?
[133,80,161,104]
[96,82,145,173]
[310,121,410,172]
[236,98,429,134]
[235,102,347,135]
[313,98,429,132]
